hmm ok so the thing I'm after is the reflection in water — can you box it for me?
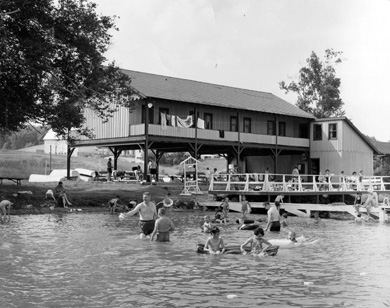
[0,211,389,308]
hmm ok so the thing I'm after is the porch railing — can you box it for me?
[208,173,390,193]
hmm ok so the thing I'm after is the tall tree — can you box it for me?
[279,49,345,118]
[0,0,134,137]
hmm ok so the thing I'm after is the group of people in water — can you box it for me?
[199,194,315,256]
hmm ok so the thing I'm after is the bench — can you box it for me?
[0,177,23,186]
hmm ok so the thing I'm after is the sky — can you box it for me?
[94,0,390,142]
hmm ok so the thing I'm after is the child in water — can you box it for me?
[280,213,288,227]
[240,195,251,221]
[203,215,212,233]
[240,227,273,256]
[220,197,230,223]
[150,208,175,242]
[287,230,298,242]
[353,192,362,214]
[204,226,225,254]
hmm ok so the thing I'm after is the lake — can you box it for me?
[1,211,389,308]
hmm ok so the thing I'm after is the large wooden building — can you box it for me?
[72,69,381,179]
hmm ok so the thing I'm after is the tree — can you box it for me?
[0,0,134,138]
[279,49,345,118]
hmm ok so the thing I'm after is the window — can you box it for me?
[267,121,275,135]
[299,123,309,138]
[159,108,169,125]
[278,121,286,136]
[230,116,238,132]
[204,113,213,129]
[243,117,251,133]
[328,123,337,140]
[313,124,322,140]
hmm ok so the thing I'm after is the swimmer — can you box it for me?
[108,196,120,214]
[240,195,251,220]
[0,200,13,223]
[350,213,365,224]
[203,215,212,233]
[353,192,362,214]
[286,230,319,245]
[220,197,230,223]
[275,195,284,211]
[240,227,273,256]
[280,213,288,227]
[264,202,281,232]
[119,192,157,239]
[204,226,225,254]
[287,230,298,243]
[150,208,175,242]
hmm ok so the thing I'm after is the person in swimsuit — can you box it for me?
[119,192,157,238]
[108,196,120,214]
[363,189,378,221]
[264,202,281,232]
[54,181,72,208]
[353,192,362,214]
[280,213,288,228]
[204,226,225,254]
[221,197,230,223]
[150,208,175,242]
[0,200,13,223]
[274,195,284,212]
[202,215,212,233]
[240,227,273,256]
[287,231,298,243]
[240,195,251,221]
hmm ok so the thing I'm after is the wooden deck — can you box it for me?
[204,172,390,221]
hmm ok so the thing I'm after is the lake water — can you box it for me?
[1,211,390,308]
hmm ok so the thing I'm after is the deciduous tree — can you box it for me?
[0,0,134,138]
[279,49,345,118]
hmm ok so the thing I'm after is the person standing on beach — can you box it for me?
[107,158,113,182]
[119,192,157,239]
[0,200,13,223]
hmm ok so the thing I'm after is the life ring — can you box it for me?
[196,243,279,256]
[235,219,259,224]
[268,236,320,249]
[238,223,260,230]
[383,197,389,206]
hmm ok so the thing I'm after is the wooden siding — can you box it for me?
[83,106,130,139]
[146,99,311,138]
[310,120,374,175]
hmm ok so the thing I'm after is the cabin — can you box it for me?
[72,69,381,180]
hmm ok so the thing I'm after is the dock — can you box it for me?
[204,172,390,222]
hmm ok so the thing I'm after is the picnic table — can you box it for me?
[0,177,23,186]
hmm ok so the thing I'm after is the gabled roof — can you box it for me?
[372,140,390,155]
[121,69,314,119]
[314,117,382,155]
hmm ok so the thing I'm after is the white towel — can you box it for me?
[197,118,205,129]
[177,115,193,128]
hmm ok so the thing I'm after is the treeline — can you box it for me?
[0,126,49,150]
